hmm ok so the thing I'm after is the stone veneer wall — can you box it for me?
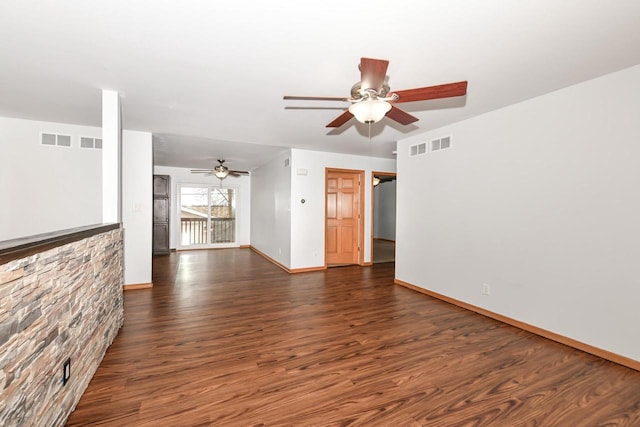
[0,228,124,426]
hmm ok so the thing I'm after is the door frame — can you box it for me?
[325,168,365,267]
[370,171,397,264]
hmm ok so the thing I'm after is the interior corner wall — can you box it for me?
[289,149,396,270]
[0,117,102,241]
[153,165,252,249]
[249,150,292,268]
[122,130,152,285]
[396,64,640,361]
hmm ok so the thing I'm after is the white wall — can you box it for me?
[122,130,152,285]
[396,64,640,361]
[250,150,292,267]
[0,117,102,240]
[373,180,396,240]
[102,90,121,223]
[153,165,251,249]
[290,149,396,269]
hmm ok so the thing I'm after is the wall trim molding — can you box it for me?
[250,246,325,274]
[175,246,244,252]
[290,265,327,273]
[394,278,639,372]
[123,282,153,291]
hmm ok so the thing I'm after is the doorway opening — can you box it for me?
[371,172,396,264]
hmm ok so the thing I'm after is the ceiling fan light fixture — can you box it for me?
[214,168,229,179]
[348,99,391,124]
[373,176,381,187]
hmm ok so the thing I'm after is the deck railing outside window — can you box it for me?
[180,218,235,245]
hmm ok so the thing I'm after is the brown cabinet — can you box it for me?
[153,198,169,222]
[153,175,171,254]
[153,174,170,198]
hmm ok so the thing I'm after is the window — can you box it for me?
[179,185,237,247]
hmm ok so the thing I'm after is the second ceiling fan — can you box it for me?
[190,159,249,180]
[284,57,467,128]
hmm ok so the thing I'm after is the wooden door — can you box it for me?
[326,170,362,266]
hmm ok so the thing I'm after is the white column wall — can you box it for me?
[122,130,152,285]
[101,90,121,224]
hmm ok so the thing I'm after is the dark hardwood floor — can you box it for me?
[66,249,640,426]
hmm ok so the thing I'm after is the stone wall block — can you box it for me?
[0,228,124,427]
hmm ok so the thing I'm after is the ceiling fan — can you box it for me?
[190,160,250,180]
[284,57,467,128]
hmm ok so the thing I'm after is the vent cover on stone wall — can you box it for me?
[431,136,451,152]
[409,142,427,157]
[41,132,71,147]
[80,136,103,149]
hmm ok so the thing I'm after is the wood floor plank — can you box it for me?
[66,249,640,426]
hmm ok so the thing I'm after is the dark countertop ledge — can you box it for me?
[0,223,121,265]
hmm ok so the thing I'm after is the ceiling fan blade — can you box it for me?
[360,58,389,92]
[229,170,250,175]
[393,81,468,103]
[283,95,349,102]
[385,105,419,125]
[191,170,214,173]
[326,110,354,128]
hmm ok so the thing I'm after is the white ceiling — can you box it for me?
[2,1,640,171]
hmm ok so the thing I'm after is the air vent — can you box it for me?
[409,142,427,157]
[431,136,452,152]
[41,132,71,147]
[80,136,103,149]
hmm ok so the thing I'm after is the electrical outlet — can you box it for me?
[62,358,71,385]
[482,283,491,295]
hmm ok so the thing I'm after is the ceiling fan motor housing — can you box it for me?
[350,82,391,100]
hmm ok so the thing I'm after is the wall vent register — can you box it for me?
[80,136,103,149]
[41,132,71,147]
[409,142,427,157]
[431,136,451,152]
